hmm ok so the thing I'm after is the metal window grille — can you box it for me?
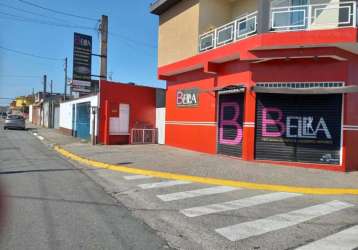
[131,129,157,144]
[271,1,356,31]
[256,82,344,88]
[198,11,257,53]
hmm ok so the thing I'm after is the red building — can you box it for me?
[59,80,165,145]
[98,80,165,145]
[151,0,358,171]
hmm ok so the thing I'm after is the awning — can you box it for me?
[252,85,358,94]
[150,0,181,15]
[216,85,246,95]
[199,84,246,94]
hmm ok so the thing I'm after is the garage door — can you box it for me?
[255,94,342,165]
[75,102,91,140]
[217,93,244,157]
[54,105,60,129]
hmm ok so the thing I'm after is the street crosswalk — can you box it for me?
[157,186,239,202]
[295,225,358,250]
[215,200,353,241]
[180,192,302,217]
[123,175,153,180]
[122,174,357,249]
[137,180,191,189]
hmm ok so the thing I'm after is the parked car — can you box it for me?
[0,112,7,119]
[3,115,26,130]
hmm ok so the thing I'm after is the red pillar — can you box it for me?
[343,92,358,171]
[104,100,110,145]
[242,89,256,161]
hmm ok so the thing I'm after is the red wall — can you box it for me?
[165,50,358,171]
[344,57,358,171]
[98,80,157,145]
[166,70,217,153]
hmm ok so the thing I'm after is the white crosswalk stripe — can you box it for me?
[138,180,191,190]
[215,200,354,242]
[180,192,302,218]
[295,225,358,250]
[123,175,153,180]
[157,186,239,202]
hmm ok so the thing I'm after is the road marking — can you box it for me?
[54,146,358,195]
[295,225,358,250]
[157,186,239,202]
[180,192,301,218]
[138,180,191,190]
[32,132,44,141]
[123,175,153,180]
[215,200,354,242]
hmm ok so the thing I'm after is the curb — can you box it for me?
[54,145,358,196]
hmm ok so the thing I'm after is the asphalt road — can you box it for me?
[2,121,358,250]
[84,168,358,250]
[0,123,171,250]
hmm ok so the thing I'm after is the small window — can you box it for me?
[119,104,129,134]
[109,104,130,135]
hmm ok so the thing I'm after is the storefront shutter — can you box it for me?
[217,93,244,157]
[255,94,342,165]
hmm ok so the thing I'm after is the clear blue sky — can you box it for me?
[0,0,162,106]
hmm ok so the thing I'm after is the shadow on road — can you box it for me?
[116,162,133,165]
[1,194,119,207]
[26,128,38,131]
[0,167,107,175]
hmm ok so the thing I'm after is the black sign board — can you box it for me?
[73,33,92,82]
[176,88,199,107]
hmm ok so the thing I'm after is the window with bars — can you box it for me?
[256,82,344,88]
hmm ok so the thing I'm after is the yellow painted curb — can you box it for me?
[54,145,358,196]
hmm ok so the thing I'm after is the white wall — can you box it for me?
[43,102,49,128]
[54,106,60,129]
[156,108,166,145]
[59,95,98,135]
[28,105,33,122]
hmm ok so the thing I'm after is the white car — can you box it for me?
[3,115,26,130]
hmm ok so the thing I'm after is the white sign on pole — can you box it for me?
[71,80,91,87]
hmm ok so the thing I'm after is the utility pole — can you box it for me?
[43,74,47,94]
[64,57,68,101]
[99,15,108,80]
[50,80,53,95]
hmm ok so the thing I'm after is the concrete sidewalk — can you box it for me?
[30,124,358,190]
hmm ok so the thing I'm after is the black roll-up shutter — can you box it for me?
[255,94,342,165]
[217,93,244,157]
[255,94,297,162]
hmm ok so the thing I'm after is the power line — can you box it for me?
[0,11,97,31]
[0,13,157,50]
[109,32,158,49]
[17,0,99,22]
[0,75,42,78]
[0,45,63,61]
[0,2,71,24]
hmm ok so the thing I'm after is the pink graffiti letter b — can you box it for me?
[220,102,242,145]
[262,107,285,137]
